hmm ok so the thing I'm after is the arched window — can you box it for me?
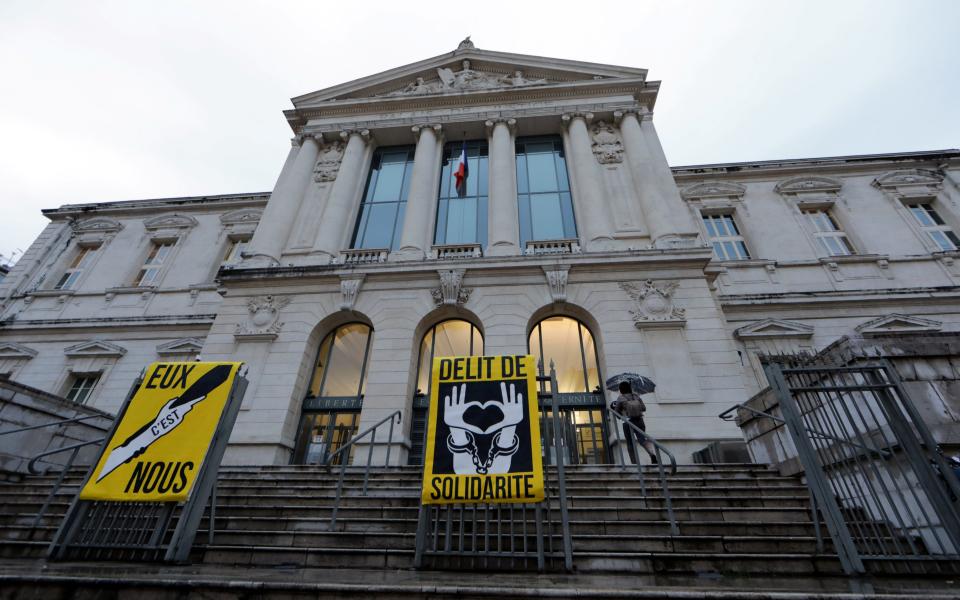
[293,323,372,464]
[409,319,483,465]
[528,316,608,464]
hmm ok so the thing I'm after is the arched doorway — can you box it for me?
[408,319,484,465]
[292,322,372,465]
[528,316,610,465]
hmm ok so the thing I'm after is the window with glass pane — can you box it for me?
[135,241,175,286]
[435,141,488,247]
[528,316,601,393]
[906,202,960,251]
[351,146,415,250]
[308,323,373,399]
[802,209,855,256]
[65,373,100,404]
[516,136,577,245]
[222,238,249,265]
[701,213,751,261]
[54,245,98,290]
[409,319,484,465]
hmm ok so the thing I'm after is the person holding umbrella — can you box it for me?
[606,373,658,465]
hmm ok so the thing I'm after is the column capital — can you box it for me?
[560,112,594,128]
[339,129,372,143]
[294,132,324,146]
[484,118,517,137]
[411,123,443,140]
[613,106,651,125]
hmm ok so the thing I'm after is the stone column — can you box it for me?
[485,118,521,256]
[245,135,320,265]
[313,129,371,261]
[616,109,699,247]
[396,124,443,260]
[562,112,615,249]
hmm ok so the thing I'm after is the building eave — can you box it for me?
[40,192,270,221]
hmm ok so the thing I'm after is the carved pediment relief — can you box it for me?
[873,169,943,191]
[378,61,555,98]
[75,217,123,234]
[775,176,843,195]
[64,340,127,358]
[681,181,747,201]
[156,338,204,355]
[735,319,814,340]
[0,342,38,359]
[220,208,263,226]
[143,214,198,231]
[855,313,942,336]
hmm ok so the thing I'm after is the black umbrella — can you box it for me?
[605,373,656,394]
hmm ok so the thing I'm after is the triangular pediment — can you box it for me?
[735,319,814,339]
[856,313,942,336]
[156,338,204,355]
[0,342,38,359]
[292,45,648,107]
[681,181,747,201]
[64,340,127,358]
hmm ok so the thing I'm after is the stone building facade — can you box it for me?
[1,41,958,466]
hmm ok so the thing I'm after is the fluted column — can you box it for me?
[616,109,699,246]
[562,112,614,249]
[313,129,371,261]
[485,118,520,256]
[245,134,321,265]
[396,124,443,260]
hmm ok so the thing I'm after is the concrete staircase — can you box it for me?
[0,463,841,574]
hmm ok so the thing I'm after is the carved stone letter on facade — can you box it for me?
[590,121,623,164]
[432,269,472,306]
[235,295,292,341]
[619,280,686,328]
[339,274,365,311]
[542,265,569,303]
[313,141,346,182]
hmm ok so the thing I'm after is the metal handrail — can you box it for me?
[0,414,110,436]
[609,410,679,535]
[324,410,402,529]
[25,437,105,529]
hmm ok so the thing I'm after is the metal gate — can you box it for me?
[413,364,573,571]
[762,358,960,574]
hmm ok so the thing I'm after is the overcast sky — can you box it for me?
[1,0,957,263]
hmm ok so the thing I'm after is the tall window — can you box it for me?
[135,241,175,286]
[65,373,100,404]
[409,319,484,465]
[803,209,855,256]
[351,146,415,250]
[516,136,577,246]
[905,202,960,251]
[435,141,488,247]
[293,323,373,465]
[221,238,249,265]
[54,245,98,290]
[702,213,750,261]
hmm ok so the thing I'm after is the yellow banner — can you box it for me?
[421,355,544,505]
[80,362,242,502]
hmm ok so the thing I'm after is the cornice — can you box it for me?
[0,314,217,331]
[42,193,270,220]
[719,285,960,312]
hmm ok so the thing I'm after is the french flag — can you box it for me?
[453,142,468,197]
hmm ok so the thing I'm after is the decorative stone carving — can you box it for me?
[235,295,292,340]
[542,265,569,303]
[384,60,550,97]
[774,176,843,195]
[735,319,814,340]
[339,274,365,311]
[680,181,747,201]
[143,214,198,230]
[855,313,942,336]
[156,338,204,355]
[431,269,472,306]
[873,169,943,190]
[619,280,686,328]
[313,141,346,182]
[63,340,127,358]
[0,342,38,359]
[220,208,263,226]
[457,36,475,50]
[589,121,623,164]
[74,217,123,234]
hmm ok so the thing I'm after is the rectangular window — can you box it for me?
[351,146,415,250]
[516,136,577,246]
[803,208,855,256]
[65,373,100,404]
[135,241,175,286]
[54,245,98,290]
[222,238,248,265]
[905,202,960,251]
[435,140,489,247]
[701,213,750,260]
